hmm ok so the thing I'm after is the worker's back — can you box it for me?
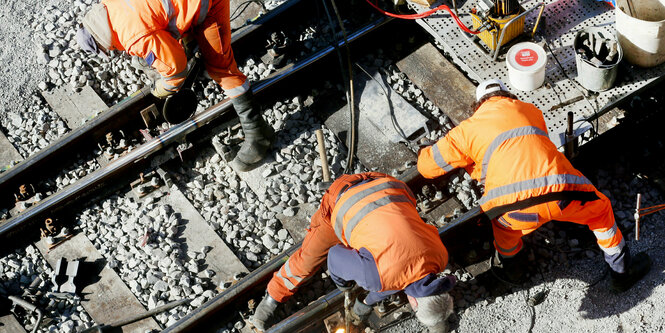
[331,176,447,291]
[103,0,206,48]
[420,96,597,214]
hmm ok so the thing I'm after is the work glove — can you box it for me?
[250,293,280,331]
[351,297,373,325]
[151,79,176,99]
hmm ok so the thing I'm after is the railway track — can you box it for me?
[0,0,388,244]
[2,1,665,333]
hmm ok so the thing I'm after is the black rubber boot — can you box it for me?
[230,90,275,172]
[610,251,652,293]
[250,293,280,331]
[492,250,528,285]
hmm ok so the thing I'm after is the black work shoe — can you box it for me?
[492,250,528,285]
[610,251,652,293]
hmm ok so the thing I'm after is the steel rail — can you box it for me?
[266,207,483,333]
[0,16,391,242]
[0,0,302,207]
[160,16,393,333]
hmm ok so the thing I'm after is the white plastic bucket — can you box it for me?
[616,0,665,67]
[506,42,547,91]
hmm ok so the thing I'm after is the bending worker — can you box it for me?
[250,172,456,332]
[76,0,273,171]
[417,79,651,292]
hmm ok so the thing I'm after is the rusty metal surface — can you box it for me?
[35,234,160,332]
[397,42,476,125]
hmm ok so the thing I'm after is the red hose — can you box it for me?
[364,0,481,35]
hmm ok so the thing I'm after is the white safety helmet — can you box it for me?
[475,79,508,102]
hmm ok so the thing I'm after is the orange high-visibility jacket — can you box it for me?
[102,0,212,91]
[331,175,448,291]
[418,96,598,218]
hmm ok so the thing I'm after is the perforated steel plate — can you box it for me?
[410,0,665,135]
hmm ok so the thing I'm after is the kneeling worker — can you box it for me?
[76,0,274,171]
[417,79,651,292]
[251,172,456,332]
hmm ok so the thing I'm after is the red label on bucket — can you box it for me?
[515,49,538,66]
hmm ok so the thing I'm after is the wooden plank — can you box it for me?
[35,234,160,332]
[163,188,249,285]
[42,85,107,130]
[397,43,476,125]
[0,314,27,333]
[0,131,22,170]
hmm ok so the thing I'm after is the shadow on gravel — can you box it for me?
[577,249,664,319]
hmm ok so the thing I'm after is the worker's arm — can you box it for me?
[417,128,473,179]
[266,206,340,302]
[128,30,188,97]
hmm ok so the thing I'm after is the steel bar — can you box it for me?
[0,1,303,206]
[0,88,153,204]
[0,16,391,242]
[267,206,483,333]
[231,0,304,43]
[159,17,391,333]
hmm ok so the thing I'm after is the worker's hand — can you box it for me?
[351,297,372,324]
[249,293,280,331]
[151,79,176,99]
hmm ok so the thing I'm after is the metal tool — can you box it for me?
[634,193,665,241]
[81,298,191,333]
[343,290,352,332]
[161,53,202,124]
[7,295,43,333]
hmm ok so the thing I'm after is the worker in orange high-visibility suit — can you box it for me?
[418,79,650,293]
[76,0,273,171]
[250,173,456,332]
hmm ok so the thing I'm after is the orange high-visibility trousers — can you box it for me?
[194,0,249,97]
[493,190,624,258]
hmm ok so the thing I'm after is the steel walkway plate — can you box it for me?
[411,0,665,135]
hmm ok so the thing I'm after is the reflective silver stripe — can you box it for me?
[333,180,413,242]
[161,78,183,91]
[496,241,520,255]
[225,80,251,98]
[593,223,618,240]
[161,0,181,39]
[165,67,188,80]
[283,258,303,283]
[197,0,209,25]
[600,238,625,256]
[480,126,548,185]
[432,142,454,172]
[343,194,413,243]
[479,174,592,205]
[277,269,296,290]
[123,0,137,12]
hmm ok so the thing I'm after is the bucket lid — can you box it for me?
[506,42,547,73]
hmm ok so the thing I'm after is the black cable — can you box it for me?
[230,0,265,22]
[328,0,357,174]
[355,63,416,149]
